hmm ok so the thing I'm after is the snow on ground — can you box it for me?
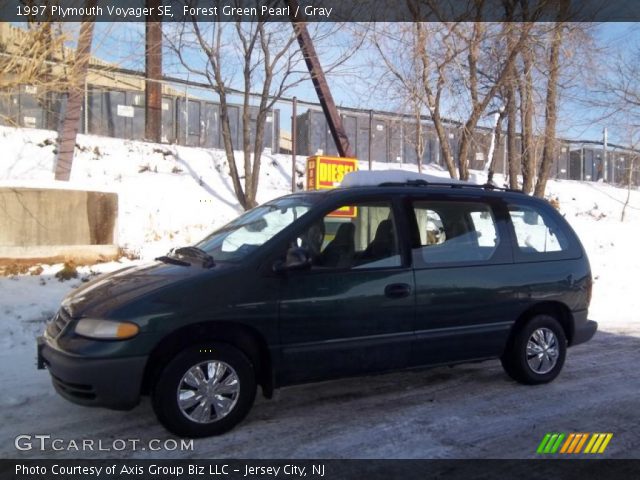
[544,180,640,334]
[0,260,141,352]
[0,126,639,458]
[0,125,305,260]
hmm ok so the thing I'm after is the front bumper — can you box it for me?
[37,336,147,410]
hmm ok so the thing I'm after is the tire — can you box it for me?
[501,314,567,385]
[152,343,256,437]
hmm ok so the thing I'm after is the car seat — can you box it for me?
[320,223,356,268]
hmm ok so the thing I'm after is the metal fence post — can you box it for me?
[368,109,373,170]
[603,127,608,182]
[399,122,403,167]
[184,77,189,145]
[292,96,297,193]
[271,107,276,153]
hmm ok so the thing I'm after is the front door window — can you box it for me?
[295,202,401,270]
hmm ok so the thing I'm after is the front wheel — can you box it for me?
[501,314,567,385]
[152,343,256,437]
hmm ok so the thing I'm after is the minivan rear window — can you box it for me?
[411,201,500,266]
[507,204,570,254]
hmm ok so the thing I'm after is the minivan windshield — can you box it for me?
[195,195,318,262]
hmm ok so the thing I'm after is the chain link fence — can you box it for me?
[1,80,638,186]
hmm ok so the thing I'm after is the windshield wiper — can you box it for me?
[155,255,190,267]
[172,246,215,268]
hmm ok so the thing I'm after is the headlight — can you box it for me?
[74,319,139,340]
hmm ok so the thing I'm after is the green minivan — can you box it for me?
[38,177,597,437]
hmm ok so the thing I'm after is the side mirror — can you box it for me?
[273,247,312,273]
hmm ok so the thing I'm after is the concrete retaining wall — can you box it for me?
[0,187,118,263]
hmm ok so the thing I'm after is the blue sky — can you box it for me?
[559,22,640,143]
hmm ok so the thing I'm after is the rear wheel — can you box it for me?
[152,343,256,437]
[501,314,567,385]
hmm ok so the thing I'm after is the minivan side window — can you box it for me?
[411,201,500,266]
[507,204,569,254]
[296,202,401,270]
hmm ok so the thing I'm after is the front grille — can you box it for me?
[46,308,72,338]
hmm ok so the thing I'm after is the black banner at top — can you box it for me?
[0,0,638,22]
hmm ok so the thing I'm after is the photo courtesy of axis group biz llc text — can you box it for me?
[0,0,639,479]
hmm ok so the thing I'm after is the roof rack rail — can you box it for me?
[377,179,524,193]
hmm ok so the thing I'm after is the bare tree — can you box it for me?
[534,0,570,197]
[592,27,640,171]
[404,96,428,172]
[504,0,541,194]
[372,22,460,178]
[591,28,640,132]
[518,42,536,193]
[166,20,358,210]
[0,23,70,126]
[54,6,97,181]
[594,68,640,221]
[412,110,426,172]
[372,10,533,180]
[0,21,70,88]
[502,14,519,189]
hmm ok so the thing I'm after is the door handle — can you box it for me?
[385,283,412,298]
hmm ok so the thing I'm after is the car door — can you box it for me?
[407,194,517,366]
[275,195,415,386]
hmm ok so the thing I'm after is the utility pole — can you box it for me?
[145,0,162,143]
[287,0,353,158]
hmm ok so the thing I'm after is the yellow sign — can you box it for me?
[306,156,358,218]
[306,156,358,190]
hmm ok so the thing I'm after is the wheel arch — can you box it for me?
[142,321,274,399]
[506,301,575,351]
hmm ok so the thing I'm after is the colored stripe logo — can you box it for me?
[537,433,613,454]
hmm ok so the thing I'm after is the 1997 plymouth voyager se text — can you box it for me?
[37,173,597,437]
